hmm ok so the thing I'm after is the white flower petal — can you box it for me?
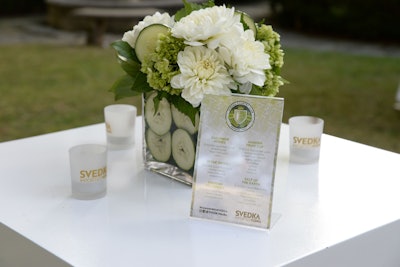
[239,82,253,94]
[221,29,271,86]
[171,46,234,107]
[171,5,242,49]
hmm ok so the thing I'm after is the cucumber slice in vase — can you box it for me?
[171,104,200,135]
[146,128,172,162]
[135,24,170,63]
[172,129,195,171]
[145,93,172,136]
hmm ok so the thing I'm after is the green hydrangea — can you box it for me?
[251,24,286,96]
[141,32,186,95]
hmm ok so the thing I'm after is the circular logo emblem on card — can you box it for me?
[226,101,255,132]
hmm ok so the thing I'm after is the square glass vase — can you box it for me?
[142,93,199,185]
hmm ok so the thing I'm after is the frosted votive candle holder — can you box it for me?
[289,116,324,164]
[69,144,107,200]
[104,104,136,150]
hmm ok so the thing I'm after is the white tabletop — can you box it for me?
[1,117,399,267]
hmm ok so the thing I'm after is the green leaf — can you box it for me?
[175,0,215,21]
[132,72,153,93]
[169,94,199,126]
[109,73,152,100]
[109,75,139,100]
[249,85,263,96]
[153,91,170,115]
[240,13,250,31]
[111,40,146,94]
[111,40,135,61]
[118,57,141,77]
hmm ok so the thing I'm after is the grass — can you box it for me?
[0,44,141,140]
[279,48,400,153]
[0,44,399,153]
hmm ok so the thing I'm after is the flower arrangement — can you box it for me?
[110,0,286,124]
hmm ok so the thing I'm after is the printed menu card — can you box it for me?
[191,94,284,229]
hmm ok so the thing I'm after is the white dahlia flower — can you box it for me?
[220,30,271,90]
[171,5,242,49]
[171,46,234,107]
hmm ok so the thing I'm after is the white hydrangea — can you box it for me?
[171,46,234,107]
[219,29,271,90]
[122,12,175,48]
[171,5,243,49]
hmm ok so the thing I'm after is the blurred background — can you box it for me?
[0,0,399,153]
[2,0,399,41]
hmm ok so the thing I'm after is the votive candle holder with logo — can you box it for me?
[289,116,324,164]
[104,104,137,150]
[69,144,107,200]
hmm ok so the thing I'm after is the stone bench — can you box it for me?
[45,0,269,46]
[72,7,161,46]
[45,0,204,36]
[45,0,202,46]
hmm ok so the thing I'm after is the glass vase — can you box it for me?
[142,93,199,185]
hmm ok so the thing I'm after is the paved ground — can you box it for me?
[0,16,90,46]
[1,15,400,58]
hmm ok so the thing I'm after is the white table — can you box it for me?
[1,117,400,267]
